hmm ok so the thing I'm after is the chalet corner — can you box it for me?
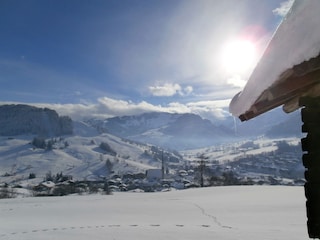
[229,1,320,238]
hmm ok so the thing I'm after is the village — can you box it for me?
[0,138,304,198]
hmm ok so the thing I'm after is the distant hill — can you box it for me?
[0,123,182,183]
[86,112,234,150]
[231,107,293,137]
[0,104,73,136]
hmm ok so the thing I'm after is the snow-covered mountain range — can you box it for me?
[86,112,234,150]
[86,109,302,150]
[0,104,303,185]
[0,104,302,150]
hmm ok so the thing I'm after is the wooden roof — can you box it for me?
[237,53,320,121]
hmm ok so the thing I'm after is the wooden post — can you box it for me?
[300,96,320,238]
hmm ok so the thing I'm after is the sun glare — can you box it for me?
[221,40,256,73]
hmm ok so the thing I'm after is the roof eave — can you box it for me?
[238,68,320,121]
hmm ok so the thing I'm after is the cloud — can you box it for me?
[0,96,232,123]
[149,83,193,97]
[96,97,163,116]
[272,0,294,17]
[97,97,231,121]
[185,100,231,120]
[183,86,193,95]
[227,75,247,88]
[149,83,181,97]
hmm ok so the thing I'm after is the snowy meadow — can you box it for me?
[1,186,308,240]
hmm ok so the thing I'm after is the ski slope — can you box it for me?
[0,123,160,184]
[0,186,308,240]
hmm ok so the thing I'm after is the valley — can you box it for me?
[0,105,305,196]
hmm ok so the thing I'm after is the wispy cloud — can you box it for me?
[149,83,193,97]
[0,58,105,103]
[100,1,270,100]
[183,86,193,95]
[273,0,294,17]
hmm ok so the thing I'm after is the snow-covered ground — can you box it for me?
[182,137,299,163]
[0,186,308,240]
[0,131,160,183]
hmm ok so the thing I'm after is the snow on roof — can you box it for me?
[229,0,320,119]
[41,181,55,188]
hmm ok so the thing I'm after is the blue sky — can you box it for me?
[0,0,293,120]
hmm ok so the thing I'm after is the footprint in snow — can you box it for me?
[201,225,210,227]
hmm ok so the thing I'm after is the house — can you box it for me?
[33,181,55,195]
[229,1,320,238]
[146,169,162,181]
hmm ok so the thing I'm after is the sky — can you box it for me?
[0,0,294,120]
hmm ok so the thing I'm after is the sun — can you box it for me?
[221,39,256,74]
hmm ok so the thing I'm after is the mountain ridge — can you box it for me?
[86,112,234,150]
[0,104,73,137]
[85,109,301,150]
[0,104,302,150]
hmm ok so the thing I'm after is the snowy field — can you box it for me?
[1,186,308,240]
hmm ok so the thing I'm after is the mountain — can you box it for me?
[265,111,302,138]
[0,104,302,151]
[0,104,73,137]
[86,112,234,150]
[88,112,178,137]
[230,108,296,138]
[241,108,303,138]
[86,109,303,150]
